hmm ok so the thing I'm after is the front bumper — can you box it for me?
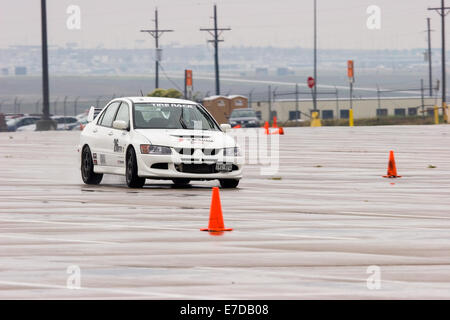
[136,153,243,180]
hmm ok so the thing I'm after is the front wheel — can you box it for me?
[219,179,240,189]
[126,148,146,188]
[81,146,103,185]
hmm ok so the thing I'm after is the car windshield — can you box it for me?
[133,103,220,131]
[231,109,256,118]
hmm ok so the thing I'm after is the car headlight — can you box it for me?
[223,147,241,157]
[140,144,172,155]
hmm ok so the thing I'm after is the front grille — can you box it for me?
[202,148,219,155]
[174,148,219,156]
[174,163,239,174]
[175,163,216,174]
[175,148,195,155]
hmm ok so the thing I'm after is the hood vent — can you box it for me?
[171,134,211,138]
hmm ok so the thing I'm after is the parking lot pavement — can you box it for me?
[0,125,450,299]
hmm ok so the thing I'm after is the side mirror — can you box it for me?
[113,120,129,130]
[87,106,96,122]
[220,123,231,132]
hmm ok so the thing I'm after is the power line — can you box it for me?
[140,8,174,90]
[200,4,231,96]
[158,63,184,93]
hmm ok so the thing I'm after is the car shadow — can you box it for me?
[80,182,216,192]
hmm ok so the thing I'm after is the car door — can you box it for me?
[91,101,121,167]
[110,101,130,168]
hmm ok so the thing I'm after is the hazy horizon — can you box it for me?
[0,0,444,50]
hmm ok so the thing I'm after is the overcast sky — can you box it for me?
[0,0,444,50]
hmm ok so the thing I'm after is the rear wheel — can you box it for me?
[172,178,191,186]
[219,179,239,189]
[81,146,103,185]
[126,148,146,188]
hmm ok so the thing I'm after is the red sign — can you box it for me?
[347,60,354,79]
[185,69,193,87]
[307,77,315,89]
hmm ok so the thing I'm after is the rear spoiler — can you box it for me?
[87,106,104,122]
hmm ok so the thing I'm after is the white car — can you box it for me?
[78,97,243,188]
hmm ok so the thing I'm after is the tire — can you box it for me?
[219,179,240,189]
[172,178,191,186]
[126,147,146,188]
[81,146,103,185]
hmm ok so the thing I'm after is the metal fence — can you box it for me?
[0,79,444,123]
[0,95,128,117]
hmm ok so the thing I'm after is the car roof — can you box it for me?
[232,108,255,112]
[122,97,197,105]
[52,116,76,119]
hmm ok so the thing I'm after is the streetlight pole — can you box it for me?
[429,0,450,121]
[41,0,49,120]
[313,0,317,111]
[427,18,433,97]
[295,83,299,120]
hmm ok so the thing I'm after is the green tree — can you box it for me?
[147,88,183,98]
[147,88,167,97]
[165,88,183,98]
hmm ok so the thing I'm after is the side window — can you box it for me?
[99,102,121,127]
[114,102,130,126]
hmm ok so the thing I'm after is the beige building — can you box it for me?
[253,97,442,122]
[202,95,249,124]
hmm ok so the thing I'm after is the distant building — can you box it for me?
[255,67,268,76]
[15,66,27,75]
[202,95,249,124]
[276,67,294,76]
[228,95,248,109]
[1,68,8,76]
[202,96,231,124]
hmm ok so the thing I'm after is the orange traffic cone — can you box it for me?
[277,127,284,135]
[264,121,270,135]
[272,116,278,128]
[383,150,401,178]
[200,187,233,232]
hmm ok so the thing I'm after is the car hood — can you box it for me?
[16,124,36,131]
[134,129,236,149]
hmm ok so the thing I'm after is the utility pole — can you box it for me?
[429,0,450,121]
[200,5,231,96]
[141,8,174,89]
[335,87,339,119]
[74,96,80,116]
[427,18,433,96]
[313,0,318,110]
[421,79,425,119]
[376,85,381,115]
[36,0,55,130]
[248,88,254,109]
